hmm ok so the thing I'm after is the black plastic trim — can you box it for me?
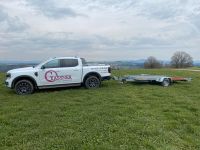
[38,83,81,89]
[83,72,102,83]
[11,75,37,89]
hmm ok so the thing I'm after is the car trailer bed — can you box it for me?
[113,74,192,87]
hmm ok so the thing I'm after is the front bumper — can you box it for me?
[5,78,12,88]
[5,81,9,87]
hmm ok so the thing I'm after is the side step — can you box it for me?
[38,83,81,89]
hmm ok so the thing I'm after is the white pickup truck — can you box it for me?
[5,57,111,95]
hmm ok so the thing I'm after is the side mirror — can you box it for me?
[41,66,45,70]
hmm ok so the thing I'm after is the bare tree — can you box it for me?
[171,51,193,68]
[144,56,162,69]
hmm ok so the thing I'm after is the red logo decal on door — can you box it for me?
[45,70,72,82]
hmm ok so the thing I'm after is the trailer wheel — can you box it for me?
[85,76,100,89]
[15,80,34,95]
[161,78,170,87]
[122,79,127,84]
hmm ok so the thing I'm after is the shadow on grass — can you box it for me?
[4,83,111,95]
[36,83,110,94]
[36,86,83,93]
[127,82,163,87]
[124,81,191,87]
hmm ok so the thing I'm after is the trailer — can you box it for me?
[113,74,192,87]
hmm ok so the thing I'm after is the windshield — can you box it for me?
[35,58,53,68]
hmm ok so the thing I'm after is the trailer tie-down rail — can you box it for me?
[113,74,192,87]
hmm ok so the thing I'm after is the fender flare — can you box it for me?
[12,75,38,89]
[83,72,102,83]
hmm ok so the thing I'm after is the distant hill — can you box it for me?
[194,60,200,66]
[0,60,39,65]
[0,59,199,72]
[0,64,37,72]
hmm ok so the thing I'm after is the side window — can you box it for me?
[44,59,60,68]
[61,59,78,67]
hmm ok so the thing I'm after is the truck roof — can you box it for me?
[53,56,80,59]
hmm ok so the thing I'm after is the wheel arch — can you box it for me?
[160,77,171,83]
[12,75,38,89]
[165,78,172,83]
[161,77,172,87]
[168,78,172,83]
[83,72,101,84]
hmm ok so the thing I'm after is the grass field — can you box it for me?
[190,67,200,70]
[0,69,200,149]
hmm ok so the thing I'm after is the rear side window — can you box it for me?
[61,59,78,67]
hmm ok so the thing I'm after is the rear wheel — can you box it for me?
[15,80,34,95]
[161,78,170,87]
[85,76,101,89]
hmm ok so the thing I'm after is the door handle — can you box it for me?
[73,69,79,71]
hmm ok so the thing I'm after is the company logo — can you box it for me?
[45,70,72,82]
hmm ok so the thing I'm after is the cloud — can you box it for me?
[0,5,28,32]
[0,31,195,61]
[26,0,82,19]
[0,33,112,53]
[131,0,182,20]
[0,0,200,61]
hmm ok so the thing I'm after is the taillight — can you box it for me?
[108,67,111,73]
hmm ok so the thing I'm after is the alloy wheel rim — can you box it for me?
[16,82,32,94]
[163,80,169,86]
[88,78,98,87]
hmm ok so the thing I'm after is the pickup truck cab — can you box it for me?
[5,57,111,95]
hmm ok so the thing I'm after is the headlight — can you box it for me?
[6,73,11,78]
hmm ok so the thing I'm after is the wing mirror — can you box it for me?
[41,66,46,70]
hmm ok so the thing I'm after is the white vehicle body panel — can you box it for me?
[37,58,83,86]
[6,67,39,88]
[5,57,111,89]
[82,66,111,81]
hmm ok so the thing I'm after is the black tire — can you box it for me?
[161,78,170,87]
[85,76,101,89]
[14,80,34,95]
[122,79,126,84]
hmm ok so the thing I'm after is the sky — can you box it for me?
[0,0,199,61]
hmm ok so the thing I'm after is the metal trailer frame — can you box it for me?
[113,74,192,87]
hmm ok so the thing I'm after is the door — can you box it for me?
[59,58,82,84]
[38,58,82,86]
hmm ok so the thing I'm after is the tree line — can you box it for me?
[144,51,193,69]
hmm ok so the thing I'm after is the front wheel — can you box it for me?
[85,76,101,89]
[15,80,34,95]
[161,78,171,87]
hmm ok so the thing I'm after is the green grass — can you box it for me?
[189,67,200,70]
[0,69,200,149]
